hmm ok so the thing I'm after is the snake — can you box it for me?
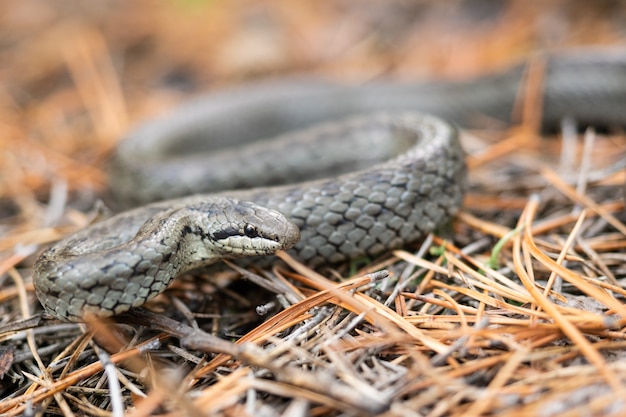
[33,49,626,321]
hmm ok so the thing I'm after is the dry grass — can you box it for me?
[1,1,626,416]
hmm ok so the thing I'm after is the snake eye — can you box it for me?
[244,224,259,238]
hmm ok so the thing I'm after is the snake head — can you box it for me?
[202,199,301,257]
[32,197,301,322]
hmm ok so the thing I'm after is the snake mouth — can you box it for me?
[211,220,301,257]
[211,235,287,256]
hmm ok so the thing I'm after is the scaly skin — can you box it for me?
[34,49,626,321]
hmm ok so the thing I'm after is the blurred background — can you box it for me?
[1,0,626,213]
[2,2,626,414]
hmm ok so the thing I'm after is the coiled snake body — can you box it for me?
[34,50,626,321]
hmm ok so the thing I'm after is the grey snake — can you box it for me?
[33,49,626,321]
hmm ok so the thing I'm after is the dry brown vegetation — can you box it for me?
[1,1,626,416]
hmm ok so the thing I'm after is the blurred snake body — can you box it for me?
[34,49,626,321]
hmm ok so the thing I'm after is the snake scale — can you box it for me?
[34,49,626,321]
